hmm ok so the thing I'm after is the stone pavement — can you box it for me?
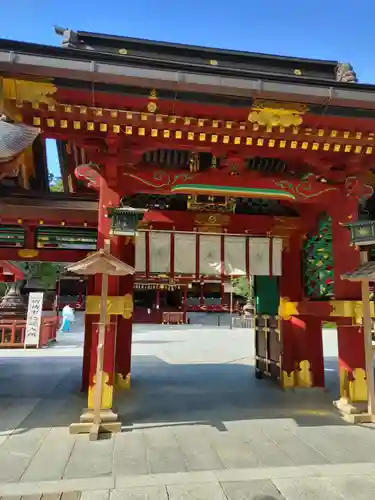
[0,319,375,498]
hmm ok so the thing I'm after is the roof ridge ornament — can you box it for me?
[336,63,358,83]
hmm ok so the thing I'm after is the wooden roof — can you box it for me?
[58,28,341,82]
[341,262,375,281]
[66,249,135,276]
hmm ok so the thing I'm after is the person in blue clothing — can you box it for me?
[59,304,75,333]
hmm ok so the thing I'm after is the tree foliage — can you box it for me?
[232,276,252,299]
[48,173,64,192]
[13,262,62,290]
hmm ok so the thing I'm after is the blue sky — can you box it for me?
[2,0,374,176]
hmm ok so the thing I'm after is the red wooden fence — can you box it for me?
[0,317,58,348]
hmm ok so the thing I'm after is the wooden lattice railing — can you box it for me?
[0,317,58,348]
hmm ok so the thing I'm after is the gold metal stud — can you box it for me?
[33,117,41,126]
[113,124,120,133]
[60,120,68,128]
[73,121,81,130]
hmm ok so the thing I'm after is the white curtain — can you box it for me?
[249,237,270,276]
[272,238,283,276]
[150,232,170,273]
[224,236,246,276]
[174,233,196,274]
[199,234,221,276]
[135,232,146,272]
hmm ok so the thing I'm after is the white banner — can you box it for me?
[224,236,246,276]
[150,232,170,273]
[24,292,44,347]
[272,238,283,276]
[200,234,221,276]
[135,232,146,272]
[249,237,270,276]
[174,233,196,274]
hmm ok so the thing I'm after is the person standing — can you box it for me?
[59,304,75,333]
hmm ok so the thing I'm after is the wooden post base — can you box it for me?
[80,408,119,423]
[334,398,374,423]
[69,408,121,439]
[69,420,121,439]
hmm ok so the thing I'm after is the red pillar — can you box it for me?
[331,197,366,403]
[115,237,135,390]
[279,235,324,388]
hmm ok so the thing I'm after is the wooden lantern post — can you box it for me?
[66,242,135,439]
[342,220,375,422]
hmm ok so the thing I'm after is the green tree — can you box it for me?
[50,178,64,192]
[48,173,64,192]
[232,276,252,300]
[12,262,62,290]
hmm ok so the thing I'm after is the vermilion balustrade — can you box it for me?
[0,317,58,348]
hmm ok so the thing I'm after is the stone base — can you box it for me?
[69,408,121,439]
[334,398,374,423]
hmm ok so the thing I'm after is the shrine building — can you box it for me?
[1,28,375,426]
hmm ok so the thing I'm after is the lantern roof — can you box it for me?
[65,249,134,276]
[0,120,40,162]
[341,262,375,282]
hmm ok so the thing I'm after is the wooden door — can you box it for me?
[254,315,282,383]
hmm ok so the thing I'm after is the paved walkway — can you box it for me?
[0,320,375,498]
